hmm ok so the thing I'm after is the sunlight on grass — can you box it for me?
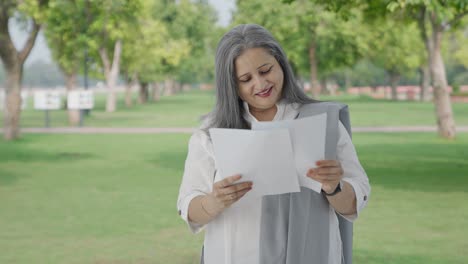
[0,133,467,263]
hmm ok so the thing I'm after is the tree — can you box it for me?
[86,0,141,112]
[0,0,49,140]
[367,19,422,100]
[120,0,190,104]
[369,0,468,138]
[284,0,467,138]
[170,0,220,86]
[44,0,87,125]
[234,0,368,98]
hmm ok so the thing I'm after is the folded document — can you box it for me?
[209,113,327,196]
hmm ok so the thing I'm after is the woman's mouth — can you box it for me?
[255,87,273,98]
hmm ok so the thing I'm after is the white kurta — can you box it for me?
[177,101,371,264]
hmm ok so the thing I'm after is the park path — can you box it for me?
[6,126,468,134]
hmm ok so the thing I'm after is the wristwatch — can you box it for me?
[322,181,343,196]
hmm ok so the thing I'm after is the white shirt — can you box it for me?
[177,100,371,264]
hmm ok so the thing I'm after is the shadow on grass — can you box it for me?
[0,144,94,163]
[358,140,468,193]
[0,168,21,186]
[150,150,186,172]
[354,249,462,264]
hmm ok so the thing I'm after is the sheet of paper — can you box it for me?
[209,128,300,198]
[252,113,327,193]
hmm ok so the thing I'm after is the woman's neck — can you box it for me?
[250,105,278,121]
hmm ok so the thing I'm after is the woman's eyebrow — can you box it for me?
[256,63,271,69]
[238,63,272,79]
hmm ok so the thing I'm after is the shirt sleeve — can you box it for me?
[336,122,371,222]
[177,130,216,233]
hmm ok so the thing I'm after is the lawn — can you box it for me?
[4,89,468,128]
[1,132,467,263]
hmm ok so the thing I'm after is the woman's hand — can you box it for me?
[202,174,253,217]
[307,160,343,194]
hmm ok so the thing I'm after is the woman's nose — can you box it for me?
[252,74,266,91]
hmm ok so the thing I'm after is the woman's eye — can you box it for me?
[240,78,251,83]
[260,66,273,75]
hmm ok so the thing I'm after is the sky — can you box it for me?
[9,0,235,66]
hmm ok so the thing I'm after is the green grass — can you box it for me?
[1,133,467,263]
[3,90,468,128]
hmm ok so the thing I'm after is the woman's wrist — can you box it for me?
[201,195,222,219]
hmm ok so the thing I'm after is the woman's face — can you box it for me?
[235,47,284,117]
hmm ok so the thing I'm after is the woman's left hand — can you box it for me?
[307,160,344,194]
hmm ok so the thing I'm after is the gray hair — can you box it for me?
[203,24,316,131]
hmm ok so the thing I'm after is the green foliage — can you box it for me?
[152,0,220,83]
[234,0,368,78]
[171,0,221,83]
[366,19,423,77]
[120,0,190,83]
[44,0,87,75]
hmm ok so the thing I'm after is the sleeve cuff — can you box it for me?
[178,191,206,234]
[339,178,369,222]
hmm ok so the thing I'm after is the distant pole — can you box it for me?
[45,110,50,128]
[83,47,90,116]
[83,1,91,116]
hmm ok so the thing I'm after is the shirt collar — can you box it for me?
[243,99,297,124]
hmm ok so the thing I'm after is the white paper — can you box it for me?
[252,113,327,193]
[209,128,300,198]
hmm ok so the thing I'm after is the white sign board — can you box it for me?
[1,90,29,110]
[34,90,62,110]
[21,91,28,109]
[67,90,94,110]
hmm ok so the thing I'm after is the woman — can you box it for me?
[177,24,370,264]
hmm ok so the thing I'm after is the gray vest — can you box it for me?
[202,102,353,264]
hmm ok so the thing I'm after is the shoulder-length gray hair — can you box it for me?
[203,24,316,131]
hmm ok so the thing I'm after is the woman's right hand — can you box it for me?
[202,174,253,217]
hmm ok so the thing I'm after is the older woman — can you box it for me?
[177,24,370,264]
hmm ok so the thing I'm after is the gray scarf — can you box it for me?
[258,102,353,264]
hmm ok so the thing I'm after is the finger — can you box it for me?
[221,186,252,202]
[316,160,340,167]
[220,181,253,195]
[313,173,342,182]
[230,187,252,203]
[316,167,343,176]
[215,174,242,188]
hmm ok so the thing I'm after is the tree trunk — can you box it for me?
[152,82,161,102]
[429,27,456,139]
[344,69,351,91]
[124,73,135,108]
[99,39,122,113]
[124,83,133,108]
[64,72,80,126]
[320,78,327,95]
[174,81,182,94]
[182,83,191,92]
[3,66,22,140]
[164,78,175,96]
[419,64,431,101]
[389,71,400,101]
[309,41,320,98]
[139,82,149,104]
[0,15,41,140]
